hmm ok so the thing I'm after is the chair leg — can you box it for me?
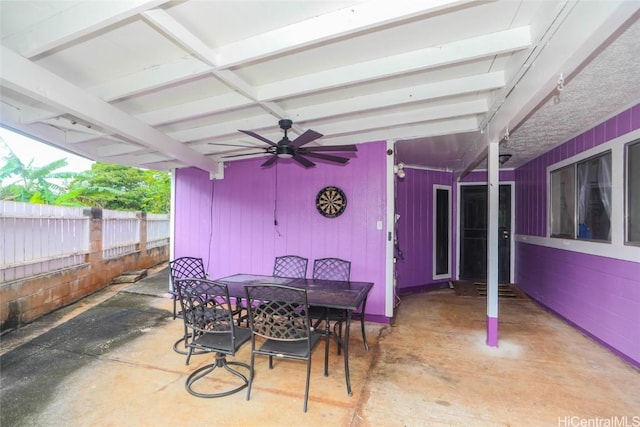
[360,315,369,351]
[246,352,256,401]
[303,356,312,412]
[185,353,250,398]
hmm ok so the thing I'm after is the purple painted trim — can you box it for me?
[527,294,640,371]
[398,282,450,296]
[487,316,498,347]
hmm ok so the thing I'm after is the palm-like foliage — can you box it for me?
[1,138,71,203]
[1,137,169,212]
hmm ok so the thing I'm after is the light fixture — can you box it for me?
[394,162,406,178]
[498,154,512,165]
[276,146,294,158]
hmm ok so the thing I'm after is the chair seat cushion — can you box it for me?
[191,327,251,352]
[257,333,322,358]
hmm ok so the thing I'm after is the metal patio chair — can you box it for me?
[175,278,251,398]
[244,284,323,412]
[273,255,308,279]
[311,258,368,369]
[169,257,208,354]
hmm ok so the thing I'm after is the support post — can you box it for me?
[486,141,500,347]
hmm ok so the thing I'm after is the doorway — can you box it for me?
[459,184,511,283]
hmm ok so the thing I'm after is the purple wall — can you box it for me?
[395,168,455,290]
[516,104,640,236]
[516,243,640,366]
[395,168,516,291]
[173,141,389,321]
[514,104,640,367]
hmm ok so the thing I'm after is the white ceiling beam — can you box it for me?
[0,46,220,174]
[215,0,475,68]
[319,117,479,147]
[317,99,487,135]
[142,9,257,100]
[78,140,148,158]
[458,1,640,174]
[90,55,212,102]
[141,9,293,126]
[289,72,504,122]
[3,0,169,58]
[257,26,531,101]
[0,113,97,162]
[169,115,279,143]
[135,92,253,126]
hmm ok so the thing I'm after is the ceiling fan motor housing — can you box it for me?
[279,119,293,130]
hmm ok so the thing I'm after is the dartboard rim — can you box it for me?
[316,186,347,218]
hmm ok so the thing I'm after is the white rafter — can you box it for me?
[215,0,475,67]
[3,0,169,58]
[257,27,531,101]
[1,46,220,174]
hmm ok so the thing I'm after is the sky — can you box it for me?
[0,126,94,173]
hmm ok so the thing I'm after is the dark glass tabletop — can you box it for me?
[215,273,372,311]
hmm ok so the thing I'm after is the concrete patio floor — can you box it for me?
[1,266,638,427]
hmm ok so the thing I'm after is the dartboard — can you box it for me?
[316,186,347,218]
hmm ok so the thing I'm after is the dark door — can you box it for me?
[459,185,511,283]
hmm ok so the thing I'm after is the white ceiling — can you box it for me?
[1,1,638,177]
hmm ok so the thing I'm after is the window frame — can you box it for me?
[535,127,640,263]
[549,151,612,242]
[432,184,451,280]
[625,139,640,246]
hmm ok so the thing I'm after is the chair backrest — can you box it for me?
[169,257,206,287]
[174,278,240,348]
[244,284,311,341]
[273,255,308,279]
[312,258,351,281]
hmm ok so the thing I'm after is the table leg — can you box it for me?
[344,310,352,396]
[324,310,330,377]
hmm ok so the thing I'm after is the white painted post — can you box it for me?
[486,141,500,347]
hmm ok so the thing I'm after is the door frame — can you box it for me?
[456,180,515,283]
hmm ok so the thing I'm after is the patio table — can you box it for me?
[214,273,373,396]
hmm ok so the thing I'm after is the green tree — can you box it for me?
[1,138,169,213]
[66,163,170,213]
[0,138,72,203]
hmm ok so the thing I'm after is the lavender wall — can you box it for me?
[395,168,455,290]
[395,168,516,291]
[173,141,389,321]
[516,104,640,236]
[514,104,640,366]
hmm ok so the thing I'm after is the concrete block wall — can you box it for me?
[0,209,169,332]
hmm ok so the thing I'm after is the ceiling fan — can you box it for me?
[219,119,357,168]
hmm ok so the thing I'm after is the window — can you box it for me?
[551,165,575,238]
[627,141,640,244]
[433,185,451,278]
[550,152,611,241]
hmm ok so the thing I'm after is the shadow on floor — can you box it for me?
[1,268,639,427]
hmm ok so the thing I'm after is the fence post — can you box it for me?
[139,211,148,260]
[85,207,104,284]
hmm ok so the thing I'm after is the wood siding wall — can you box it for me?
[514,104,640,367]
[173,141,389,320]
[395,168,455,290]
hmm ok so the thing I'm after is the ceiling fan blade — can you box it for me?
[208,142,263,147]
[238,129,278,147]
[291,129,323,147]
[303,152,350,164]
[261,156,278,167]
[304,144,358,152]
[292,154,316,168]
[222,151,267,159]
